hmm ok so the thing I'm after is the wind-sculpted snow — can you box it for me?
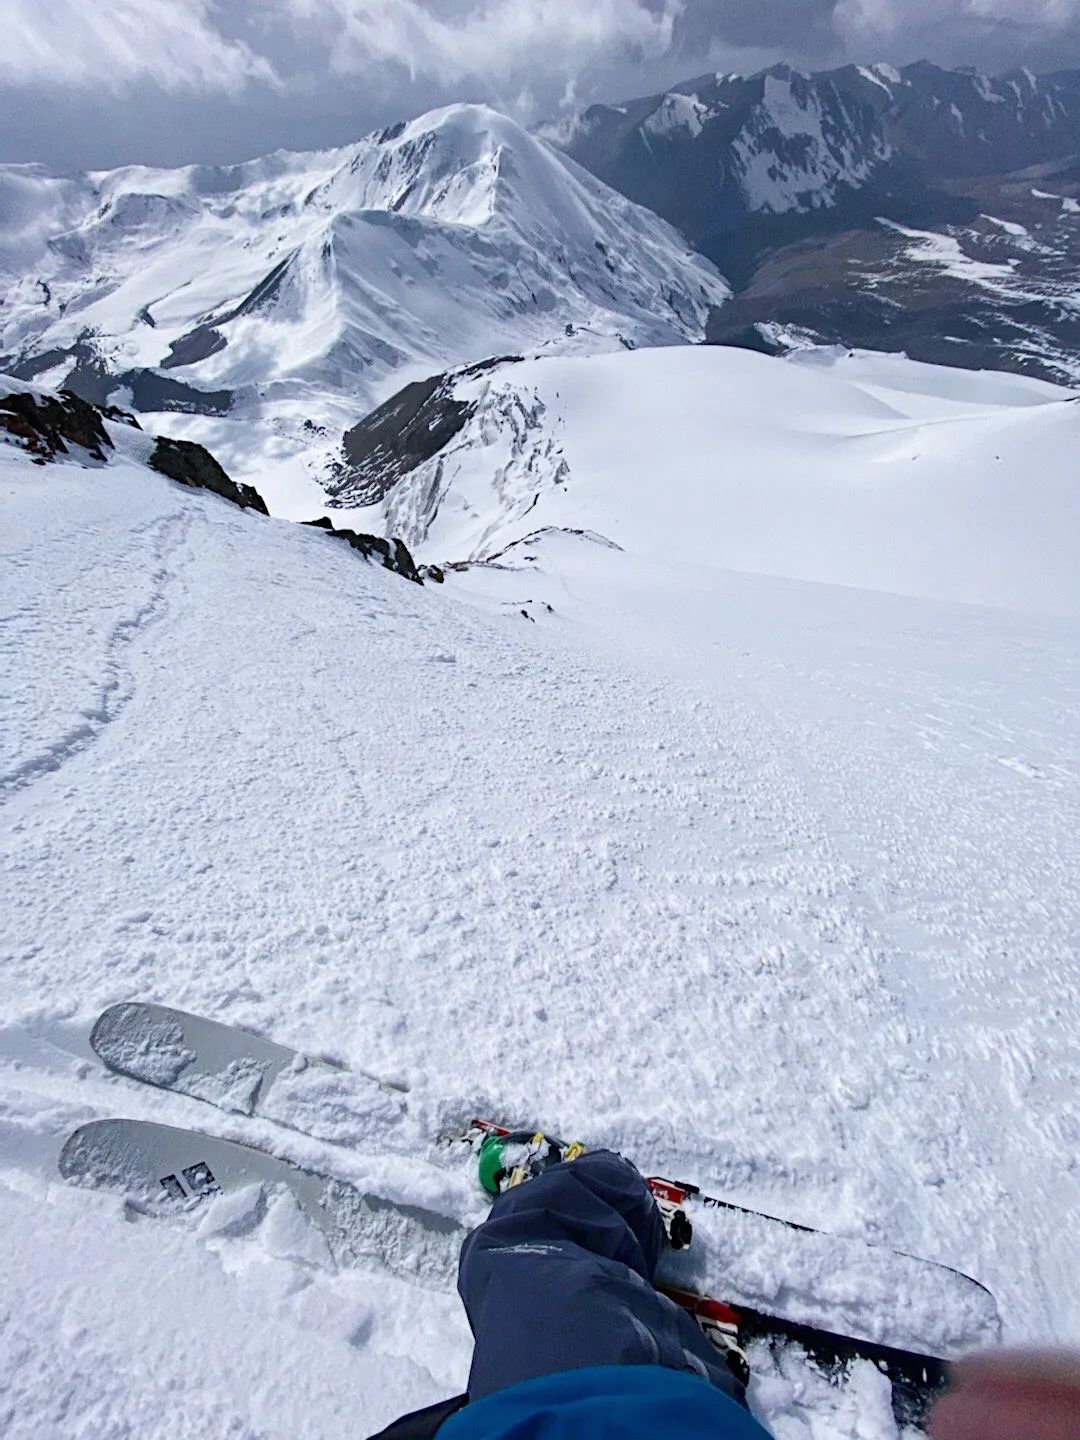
[0,345,1077,1435]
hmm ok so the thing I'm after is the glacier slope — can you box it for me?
[342,344,1080,619]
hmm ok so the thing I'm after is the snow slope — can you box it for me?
[1,352,1078,1436]
[0,105,729,506]
[338,345,1080,619]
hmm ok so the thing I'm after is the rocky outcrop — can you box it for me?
[706,322,791,359]
[147,436,268,514]
[0,327,233,417]
[326,356,522,508]
[303,516,422,584]
[0,388,136,464]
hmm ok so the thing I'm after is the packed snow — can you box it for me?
[1,342,1078,1439]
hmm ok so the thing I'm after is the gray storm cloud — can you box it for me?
[3,0,1080,169]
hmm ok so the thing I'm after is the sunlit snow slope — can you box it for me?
[341,345,1080,619]
[1,345,1078,1439]
[0,105,728,510]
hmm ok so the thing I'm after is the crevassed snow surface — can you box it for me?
[1,347,1078,1438]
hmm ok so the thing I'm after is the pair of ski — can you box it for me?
[61,1001,999,1426]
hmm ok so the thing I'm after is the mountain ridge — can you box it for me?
[553,61,1080,382]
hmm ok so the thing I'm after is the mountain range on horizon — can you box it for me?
[552,59,1080,379]
[5,55,1080,511]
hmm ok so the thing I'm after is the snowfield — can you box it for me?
[344,345,1080,620]
[1,344,1078,1439]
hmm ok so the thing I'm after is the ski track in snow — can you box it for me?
[1,506,191,797]
[1,419,1078,1436]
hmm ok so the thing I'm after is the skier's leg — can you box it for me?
[457,1149,745,1405]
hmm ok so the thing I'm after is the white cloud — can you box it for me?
[287,0,683,86]
[835,0,1080,48]
[0,0,278,93]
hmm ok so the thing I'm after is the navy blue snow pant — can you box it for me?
[457,1150,745,1407]
[368,1150,749,1439]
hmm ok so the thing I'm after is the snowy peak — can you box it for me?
[310,105,521,226]
[553,66,893,229]
[0,103,728,503]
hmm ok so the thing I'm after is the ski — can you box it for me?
[78,1005,1001,1428]
[90,1000,405,1143]
[59,1117,464,1284]
[60,1112,976,1432]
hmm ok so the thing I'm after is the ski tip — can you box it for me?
[89,1001,147,1059]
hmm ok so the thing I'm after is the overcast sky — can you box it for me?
[4,1,1080,172]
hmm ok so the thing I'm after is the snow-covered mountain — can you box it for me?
[0,104,728,505]
[555,64,1080,382]
[555,62,1080,237]
[3,61,1080,1440]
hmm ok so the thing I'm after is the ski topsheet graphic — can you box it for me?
[59,1118,463,1283]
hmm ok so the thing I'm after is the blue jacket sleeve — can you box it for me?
[437,1364,772,1440]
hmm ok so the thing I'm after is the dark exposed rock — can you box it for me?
[329,376,473,507]
[0,388,114,463]
[100,402,141,429]
[302,516,423,584]
[707,322,790,358]
[148,436,268,513]
[162,252,296,371]
[1,347,74,382]
[326,355,523,508]
[227,252,295,320]
[5,330,235,416]
[420,564,445,584]
[162,326,228,369]
[123,371,233,415]
[2,382,263,524]
[58,336,116,406]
